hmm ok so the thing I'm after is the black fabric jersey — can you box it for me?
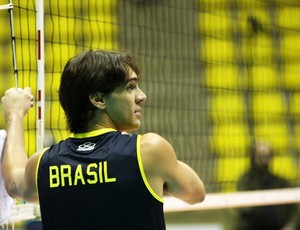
[36,128,165,230]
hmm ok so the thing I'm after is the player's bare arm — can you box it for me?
[140,132,205,204]
[1,87,39,202]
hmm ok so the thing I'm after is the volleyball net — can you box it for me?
[0,0,300,225]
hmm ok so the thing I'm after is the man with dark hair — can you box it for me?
[235,141,297,230]
[1,50,205,230]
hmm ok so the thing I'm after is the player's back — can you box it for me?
[37,129,165,230]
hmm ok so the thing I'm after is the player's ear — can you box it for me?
[89,92,105,110]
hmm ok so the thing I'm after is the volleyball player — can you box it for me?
[1,50,205,230]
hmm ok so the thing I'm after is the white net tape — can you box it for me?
[164,187,300,212]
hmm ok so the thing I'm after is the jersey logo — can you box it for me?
[77,142,96,151]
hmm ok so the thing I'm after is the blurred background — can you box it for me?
[0,0,300,229]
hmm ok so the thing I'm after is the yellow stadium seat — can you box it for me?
[24,130,37,156]
[245,7,272,26]
[202,37,234,62]
[231,3,259,38]
[199,0,233,12]
[254,122,289,151]
[0,72,15,90]
[44,16,54,40]
[18,71,37,94]
[24,102,36,130]
[14,41,37,73]
[44,0,69,16]
[14,12,36,39]
[250,65,279,89]
[294,123,300,151]
[44,15,77,45]
[283,64,300,90]
[45,43,77,73]
[205,65,241,89]
[249,35,273,64]
[97,2,118,22]
[271,155,298,181]
[13,14,35,56]
[281,34,300,60]
[45,100,66,129]
[252,91,286,122]
[45,73,61,101]
[46,42,62,68]
[81,21,118,50]
[17,0,35,9]
[0,104,5,129]
[216,157,249,192]
[210,123,251,156]
[289,92,300,117]
[44,16,57,42]
[209,92,246,123]
[275,0,300,5]
[0,11,10,42]
[277,7,300,30]
[50,0,118,50]
[199,12,233,37]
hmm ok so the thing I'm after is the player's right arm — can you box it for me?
[1,87,39,202]
[141,133,205,204]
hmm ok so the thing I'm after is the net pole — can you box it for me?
[36,0,45,151]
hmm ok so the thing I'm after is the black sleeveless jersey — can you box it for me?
[36,128,165,230]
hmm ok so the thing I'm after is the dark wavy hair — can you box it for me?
[59,49,140,133]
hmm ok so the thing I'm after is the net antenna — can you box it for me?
[36,0,45,151]
[0,0,18,89]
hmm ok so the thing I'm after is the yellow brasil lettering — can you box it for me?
[49,161,117,188]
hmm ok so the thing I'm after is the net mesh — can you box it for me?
[0,0,300,218]
[0,0,37,158]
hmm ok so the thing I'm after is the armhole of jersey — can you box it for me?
[35,147,50,194]
[136,135,164,203]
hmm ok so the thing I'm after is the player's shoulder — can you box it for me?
[140,132,174,157]
[140,132,166,146]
